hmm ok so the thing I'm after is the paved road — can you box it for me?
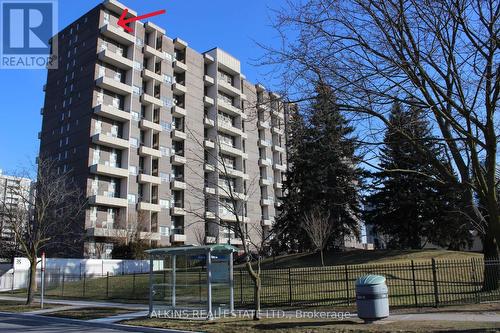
[0,312,194,333]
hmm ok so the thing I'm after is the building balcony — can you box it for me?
[219,214,250,223]
[204,139,215,149]
[172,82,187,94]
[172,106,186,117]
[143,45,164,59]
[204,117,215,127]
[138,173,162,185]
[258,139,272,148]
[89,164,128,178]
[222,167,247,179]
[88,195,128,208]
[173,60,187,73]
[204,75,215,86]
[258,121,270,129]
[219,143,245,157]
[258,103,271,112]
[138,201,161,212]
[93,104,130,122]
[218,100,243,117]
[91,133,129,150]
[218,120,244,137]
[205,211,216,219]
[205,236,216,244]
[273,163,287,172]
[260,178,272,186]
[272,145,286,153]
[100,23,135,45]
[170,233,186,243]
[140,119,163,133]
[205,187,216,195]
[86,227,127,238]
[171,207,186,216]
[259,158,273,167]
[96,76,132,95]
[141,93,163,107]
[204,53,214,63]
[171,154,186,165]
[219,188,247,201]
[204,96,215,106]
[139,232,161,241]
[97,49,133,70]
[261,198,274,206]
[261,219,273,227]
[171,180,187,190]
[272,127,284,135]
[218,80,242,97]
[142,69,163,82]
[275,182,283,189]
[204,164,215,172]
[139,145,162,158]
[171,130,187,141]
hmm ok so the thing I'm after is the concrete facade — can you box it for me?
[39,0,288,258]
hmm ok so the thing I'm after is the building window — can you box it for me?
[127,194,136,204]
[130,137,139,147]
[160,226,169,237]
[159,199,170,209]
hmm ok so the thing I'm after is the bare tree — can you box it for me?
[301,207,333,266]
[4,158,86,304]
[182,123,280,320]
[263,0,500,258]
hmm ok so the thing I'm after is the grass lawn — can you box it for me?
[0,300,60,313]
[255,249,483,269]
[121,316,500,333]
[44,307,136,320]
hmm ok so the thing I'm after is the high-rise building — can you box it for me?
[38,0,289,258]
[0,170,34,248]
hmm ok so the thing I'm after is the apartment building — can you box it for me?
[0,170,34,249]
[38,0,288,258]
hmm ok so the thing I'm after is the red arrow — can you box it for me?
[118,8,166,33]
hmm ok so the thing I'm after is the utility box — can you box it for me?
[355,274,389,321]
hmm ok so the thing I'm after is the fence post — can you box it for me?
[106,272,110,298]
[431,258,439,307]
[288,268,293,306]
[411,260,418,307]
[240,270,243,305]
[11,271,14,294]
[344,265,350,306]
[61,272,65,297]
[132,272,136,299]
[82,273,86,297]
[471,258,480,304]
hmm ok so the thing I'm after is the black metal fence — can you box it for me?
[4,258,500,309]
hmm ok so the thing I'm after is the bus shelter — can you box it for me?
[145,245,237,319]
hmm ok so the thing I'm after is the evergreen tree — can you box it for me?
[274,84,363,252]
[365,102,470,249]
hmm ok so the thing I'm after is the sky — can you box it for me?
[0,0,285,174]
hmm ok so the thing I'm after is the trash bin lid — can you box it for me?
[355,274,386,286]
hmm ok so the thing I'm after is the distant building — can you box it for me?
[0,170,34,247]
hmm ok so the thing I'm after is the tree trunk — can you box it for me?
[320,249,325,266]
[26,258,37,305]
[253,277,261,320]
[482,222,500,291]
[245,262,261,320]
